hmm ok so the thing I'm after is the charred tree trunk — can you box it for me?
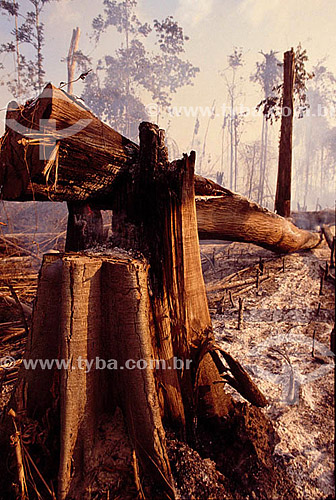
[275,49,295,218]
[10,123,235,499]
[65,202,103,251]
[110,124,231,428]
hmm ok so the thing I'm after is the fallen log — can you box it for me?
[0,85,321,255]
[194,175,322,253]
[196,194,322,253]
[0,83,138,202]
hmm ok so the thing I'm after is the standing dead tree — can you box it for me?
[275,49,295,218]
[67,27,80,94]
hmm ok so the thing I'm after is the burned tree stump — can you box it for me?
[9,123,237,499]
[0,118,296,500]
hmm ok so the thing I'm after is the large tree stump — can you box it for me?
[9,123,235,499]
[17,252,175,499]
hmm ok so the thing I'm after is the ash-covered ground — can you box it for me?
[0,212,334,498]
[201,239,335,500]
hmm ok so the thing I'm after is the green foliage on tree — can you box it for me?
[82,0,199,140]
[256,43,314,124]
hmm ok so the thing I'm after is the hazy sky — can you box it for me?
[1,0,336,159]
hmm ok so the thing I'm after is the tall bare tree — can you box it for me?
[251,50,281,205]
[67,27,80,94]
[275,48,295,217]
[220,47,245,191]
[256,44,314,214]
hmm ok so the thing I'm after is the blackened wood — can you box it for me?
[65,202,103,251]
[210,349,268,407]
[275,49,295,218]
[111,122,233,432]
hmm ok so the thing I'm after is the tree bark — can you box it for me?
[17,253,175,500]
[194,174,322,253]
[275,49,295,217]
